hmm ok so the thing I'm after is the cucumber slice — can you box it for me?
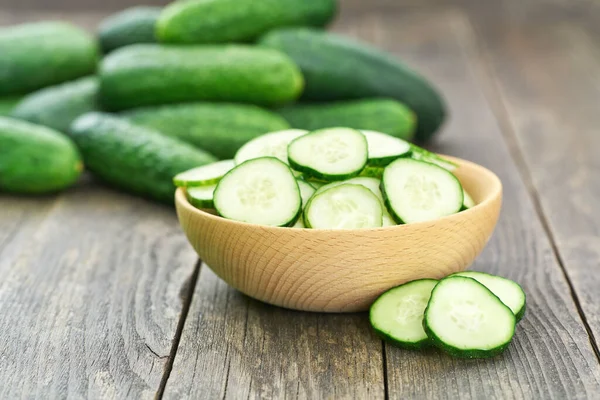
[292,218,305,228]
[186,184,217,209]
[234,129,307,165]
[362,130,411,166]
[382,158,463,224]
[370,279,438,349]
[463,189,475,209]
[382,213,396,227]
[424,276,516,358]
[359,165,384,179]
[214,157,301,227]
[452,271,526,321]
[297,179,316,207]
[288,127,368,181]
[304,184,383,229]
[410,146,458,171]
[305,178,326,189]
[173,159,235,187]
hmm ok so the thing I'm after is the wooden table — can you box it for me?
[2,1,600,398]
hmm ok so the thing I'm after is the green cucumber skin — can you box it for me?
[259,28,446,142]
[0,117,83,194]
[156,0,336,44]
[0,96,22,116]
[360,166,384,179]
[370,279,438,350]
[288,157,365,182]
[11,77,99,133]
[98,7,161,53]
[0,22,99,96]
[99,44,304,111]
[368,151,412,168]
[123,103,290,159]
[277,98,416,141]
[186,194,215,209]
[423,276,516,359]
[69,113,217,204]
[380,180,404,225]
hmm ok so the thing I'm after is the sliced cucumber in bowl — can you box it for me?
[186,184,217,209]
[382,158,463,224]
[304,184,383,229]
[174,159,235,187]
[214,157,301,227]
[362,130,411,166]
[234,129,307,165]
[288,127,368,181]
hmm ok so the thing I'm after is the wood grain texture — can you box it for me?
[342,10,600,399]
[174,157,502,313]
[0,182,198,399]
[473,20,600,349]
[164,266,385,399]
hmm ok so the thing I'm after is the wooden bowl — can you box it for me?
[175,156,502,313]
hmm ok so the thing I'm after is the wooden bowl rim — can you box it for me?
[175,155,502,233]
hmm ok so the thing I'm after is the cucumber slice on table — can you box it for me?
[186,184,217,209]
[288,127,368,181]
[314,177,396,226]
[424,276,516,358]
[234,129,307,165]
[410,146,458,171]
[452,271,526,321]
[173,159,235,187]
[362,130,411,166]
[370,279,438,349]
[304,184,382,229]
[214,157,301,226]
[382,158,463,224]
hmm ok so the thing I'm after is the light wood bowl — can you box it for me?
[175,156,502,313]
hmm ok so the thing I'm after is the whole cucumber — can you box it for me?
[69,113,217,203]
[99,44,304,110]
[157,0,336,44]
[11,77,99,133]
[0,117,83,194]
[123,103,290,159]
[259,28,446,142]
[0,22,99,95]
[98,6,161,53]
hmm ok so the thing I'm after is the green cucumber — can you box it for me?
[156,0,336,44]
[214,157,301,226]
[187,185,217,209]
[452,271,526,321]
[123,103,290,159]
[173,160,235,188]
[277,99,415,141]
[287,128,367,181]
[359,166,384,179]
[410,146,458,171]
[362,130,412,167]
[11,77,99,133]
[0,117,82,193]
[0,22,98,95]
[69,113,217,204]
[463,189,475,209]
[303,184,382,229]
[382,158,463,224]
[98,6,161,53]
[258,28,446,142]
[370,279,438,349]
[99,44,304,110]
[424,276,516,358]
[0,97,22,116]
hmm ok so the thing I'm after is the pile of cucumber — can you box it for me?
[0,0,448,203]
[174,128,475,228]
[370,272,525,358]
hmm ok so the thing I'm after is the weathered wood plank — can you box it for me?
[0,182,198,398]
[164,266,385,399]
[472,20,600,351]
[353,11,600,399]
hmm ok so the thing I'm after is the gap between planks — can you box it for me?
[155,260,204,400]
[451,12,600,363]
